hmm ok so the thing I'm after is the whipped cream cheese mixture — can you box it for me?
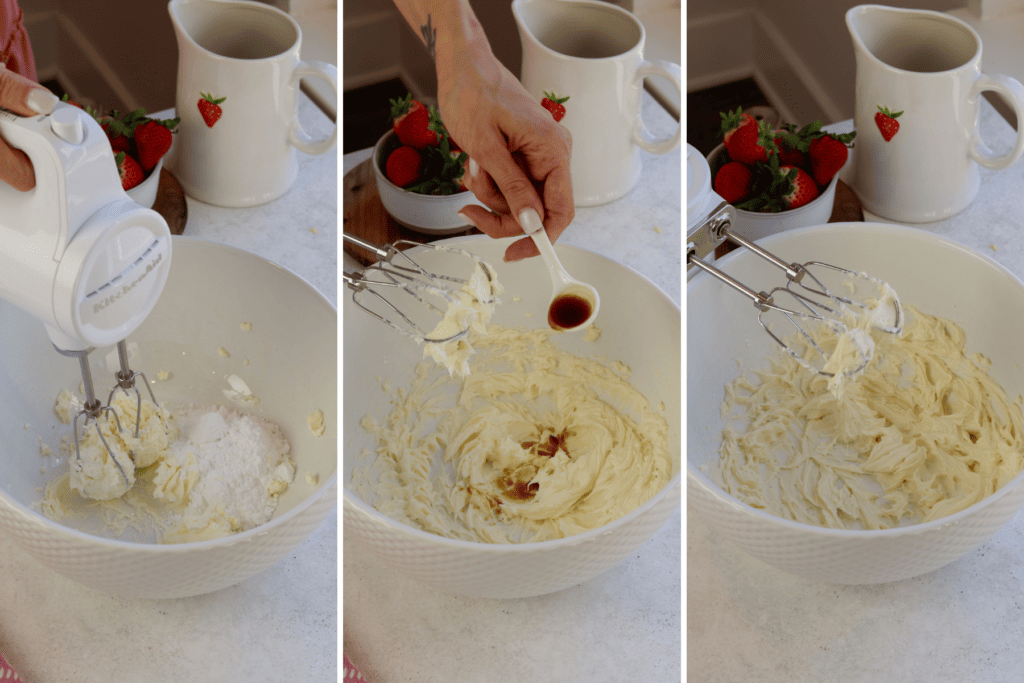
[423,260,503,379]
[716,300,1024,530]
[820,280,902,398]
[354,325,671,543]
[43,390,295,544]
[353,255,671,543]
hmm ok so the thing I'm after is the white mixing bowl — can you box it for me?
[689,222,1024,584]
[343,235,681,599]
[0,237,337,598]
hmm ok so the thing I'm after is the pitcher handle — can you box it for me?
[288,60,338,156]
[631,59,681,155]
[968,73,1024,171]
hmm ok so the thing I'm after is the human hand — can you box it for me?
[438,43,573,262]
[0,64,59,191]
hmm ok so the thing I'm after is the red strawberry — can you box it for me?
[875,106,902,142]
[406,135,468,195]
[779,165,819,209]
[198,93,226,128]
[385,145,423,187]
[808,133,853,187]
[115,151,144,191]
[389,94,438,149]
[101,121,132,153]
[99,109,144,152]
[541,91,570,122]
[720,108,774,165]
[770,120,823,167]
[134,118,178,171]
[774,135,804,166]
[714,161,753,203]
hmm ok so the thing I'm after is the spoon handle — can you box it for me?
[519,209,572,289]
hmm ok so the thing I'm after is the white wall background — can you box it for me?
[17,0,335,115]
[687,0,964,125]
[342,0,674,103]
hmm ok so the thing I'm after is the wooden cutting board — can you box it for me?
[343,158,480,266]
[829,179,864,223]
[153,167,188,235]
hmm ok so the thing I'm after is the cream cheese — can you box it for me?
[717,304,1024,530]
[422,260,503,378]
[354,325,671,543]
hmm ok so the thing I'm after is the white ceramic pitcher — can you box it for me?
[168,0,337,207]
[512,0,680,207]
[847,5,1024,222]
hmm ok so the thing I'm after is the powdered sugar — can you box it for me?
[42,391,296,543]
[163,404,294,535]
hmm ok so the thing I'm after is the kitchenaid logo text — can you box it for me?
[92,252,163,314]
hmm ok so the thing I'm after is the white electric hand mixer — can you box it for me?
[0,101,172,480]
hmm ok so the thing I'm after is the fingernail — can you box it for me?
[457,211,475,228]
[468,158,479,177]
[518,208,543,235]
[26,88,58,115]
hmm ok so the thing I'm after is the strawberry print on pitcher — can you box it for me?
[873,106,901,142]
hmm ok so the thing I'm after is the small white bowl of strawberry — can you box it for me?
[372,94,483,235]
[101,108,177,208]
[62,97,177,208]
[707,108,855,241]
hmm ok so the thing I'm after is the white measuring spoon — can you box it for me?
[518,208,600,331]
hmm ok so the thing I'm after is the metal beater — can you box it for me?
[58,347,129,486]
[343,233,499,343]
[109,340,160,437]
[0,101,172,472]
[688,201,903,377]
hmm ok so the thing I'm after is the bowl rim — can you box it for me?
[705,140,841,216]
[0,236,338,553]
[343,233,682,551]
[687,220,1024,538]
[126,157,163,194]
[372,129,472,200]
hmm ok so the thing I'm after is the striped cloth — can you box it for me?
[0,651,24,682]
[343,654,368,682]
[0,0,36,81]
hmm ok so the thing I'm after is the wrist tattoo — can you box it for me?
[421,14,436,58]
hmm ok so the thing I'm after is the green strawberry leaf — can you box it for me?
[543,90,570,104]
[427,105,449,139]
[757,119,779,155]
[389,93,413,119]
[719,107,746,139]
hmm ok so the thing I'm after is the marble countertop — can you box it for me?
[343,91,682,682]
[689,100,1024,682]
[0,95,338,682]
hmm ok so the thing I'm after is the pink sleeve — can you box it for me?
[0,0,36,82]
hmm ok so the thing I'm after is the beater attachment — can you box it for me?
[58,347,130,487]
[687,206,903,378]
[343,233,499,343]
[107,340,159,438]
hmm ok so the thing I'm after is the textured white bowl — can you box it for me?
[343,235,681,598]
[706,142,839,241]
[0,237,337,598]
[372,130,486,235]
[688,222,1024,584]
